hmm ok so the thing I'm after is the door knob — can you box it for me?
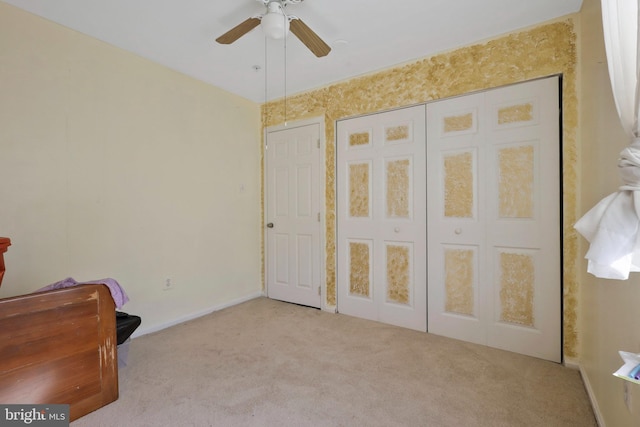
[266,223,274,228]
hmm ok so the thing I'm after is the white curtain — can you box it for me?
[574,0,640,279]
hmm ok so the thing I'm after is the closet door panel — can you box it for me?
[337,106,426,331]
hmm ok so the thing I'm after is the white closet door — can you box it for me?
[426,91,487,345]
[427,77,561,362]
[337,105,426,332]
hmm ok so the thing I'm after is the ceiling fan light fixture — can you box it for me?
[216,0,330,57]
[261,3,290,39]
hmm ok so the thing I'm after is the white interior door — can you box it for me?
[266,123,321,308]
[337,105,426,332]
[427,77,561,362]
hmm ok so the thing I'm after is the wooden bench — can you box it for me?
[0,284,119,421]
[0,237,10,287]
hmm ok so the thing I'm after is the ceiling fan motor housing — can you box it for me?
[261,2,290,39]
[217,0,329,57]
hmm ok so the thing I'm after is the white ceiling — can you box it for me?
[4,0,583,103]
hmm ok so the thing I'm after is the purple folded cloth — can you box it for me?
[36,277,129,309]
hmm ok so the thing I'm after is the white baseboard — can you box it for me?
[564,357,580,370]
[130,291,264,339]
[323,304,337,313]
[579,364,606,427]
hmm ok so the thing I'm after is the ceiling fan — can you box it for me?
[215,0,331,58]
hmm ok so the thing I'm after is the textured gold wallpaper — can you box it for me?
[386,245,411,305]
[349,163,370,218]
[349,242,370,297]
[262,19,579,357]
[444,113,474,133]
[349,132,370,147]
[444,152,474,218]
[499,145,534,218]
[386,125,410,142]
[445,248,475,316]
[386,159,410,218]
[498,103,534,125]
[500,252,535,327]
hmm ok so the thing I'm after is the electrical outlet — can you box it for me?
[624,381,632,412]
[163,278,174,291]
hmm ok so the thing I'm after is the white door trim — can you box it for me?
[264,116,327,311]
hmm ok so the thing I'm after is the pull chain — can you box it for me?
[283,15,288,127]
[264,35,268,131]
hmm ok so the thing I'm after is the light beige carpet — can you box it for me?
[72,297,596,426]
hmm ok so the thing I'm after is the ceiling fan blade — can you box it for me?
[216,17,261,44]
[289,18,331,57]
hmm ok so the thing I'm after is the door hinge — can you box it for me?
[317,212,321,222]
[317,139,320,149]
[318,286,321,296]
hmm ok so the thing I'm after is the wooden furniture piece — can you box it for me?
[0,284,118,421]
[0,237,10,287]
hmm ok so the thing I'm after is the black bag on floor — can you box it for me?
[115,311,141,345]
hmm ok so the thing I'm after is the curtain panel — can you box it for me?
[574,0,640,279]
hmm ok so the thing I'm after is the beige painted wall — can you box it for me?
[263,18,580,359]
[0,2,262,334]
[579,0,640,425]
[4,0,638,422]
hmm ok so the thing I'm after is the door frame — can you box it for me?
[263,116,328,311]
